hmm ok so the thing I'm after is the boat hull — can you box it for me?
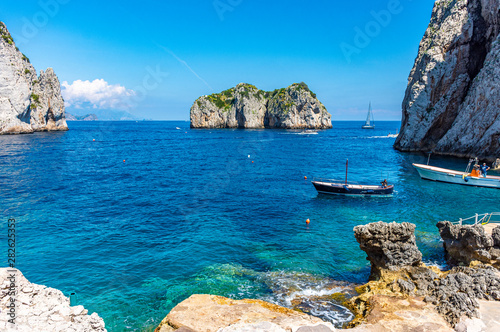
[362,125,375,129]
[312,181,394,196]
[413,164,500,189]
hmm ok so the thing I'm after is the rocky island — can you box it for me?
[0,21,68,134]
[394,0,500,161]
[190,82,332,129]
[66,113,98,121]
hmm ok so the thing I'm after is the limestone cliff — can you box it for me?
[190,82,332,129]
[394,0,500,160]
[0,21,68,134]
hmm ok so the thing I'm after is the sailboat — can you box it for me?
[362,102,375,129]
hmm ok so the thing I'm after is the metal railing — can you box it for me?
[453,212,500,226]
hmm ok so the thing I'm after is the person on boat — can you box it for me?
[470,165,481,177]
[494,158,500,170]
[480,163,490,177]
[381,179,388,188]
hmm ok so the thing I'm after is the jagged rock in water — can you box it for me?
[394,0,500,160]
[190,83,332,129]
[353,221,422,277]
[0,21,68,134]
[436,220,500,266]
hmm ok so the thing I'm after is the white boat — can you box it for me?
[413,163,500,189]
[362,102,375,129]
[388,129,399,138]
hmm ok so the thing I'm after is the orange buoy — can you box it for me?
[306,219,310,224]
[252,161,254,163]
[93,139,95,141]
[304,176,307,180]
[123,160,126,162]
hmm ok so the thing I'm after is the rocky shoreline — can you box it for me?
[0,268,105,331]
[151,220,500,332]
[4,220,500,331]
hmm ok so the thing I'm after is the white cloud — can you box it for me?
[61,79,136,110]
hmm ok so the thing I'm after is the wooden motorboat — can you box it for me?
[312,159,394,196]
[312,181,394,196]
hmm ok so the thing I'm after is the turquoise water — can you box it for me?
[1,121,499,331]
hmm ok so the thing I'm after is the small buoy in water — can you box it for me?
[306,219,310,224]
[252,161,254,163]
[93,139,95,141]
[248,155,250,158]
[304,176,307,180]
[123,160,126,162]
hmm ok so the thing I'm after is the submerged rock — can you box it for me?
[190,83,332,129]
[0,268,106,331]
[0,21,68,134]
[394,0,500,160]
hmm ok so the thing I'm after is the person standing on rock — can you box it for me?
[480,163,490,177]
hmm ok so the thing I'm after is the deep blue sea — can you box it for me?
[1,121,499,331]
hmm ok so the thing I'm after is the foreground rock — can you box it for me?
[349,221,500,328]
[0,268,106,332]
[394,0,500,160]
[354,221,422,277]
[190,83,332,129]
[349,295,452,332]
[437,220,500,267]
[154,294,336,332]
[0,21,68,134]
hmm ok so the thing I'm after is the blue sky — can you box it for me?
[1,0,436,120]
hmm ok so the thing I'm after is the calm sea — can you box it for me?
[1,121,498,331]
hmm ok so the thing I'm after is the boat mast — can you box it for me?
[370,102,374,125]
[345,159,348,185]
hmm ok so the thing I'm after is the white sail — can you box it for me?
[362,102,374,129]
[365,102,372,126]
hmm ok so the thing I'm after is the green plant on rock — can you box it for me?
[292,82,317,98]
[2,34,13,45]
[24,69,31,75]
[22,54,30,62]
[31,93,40,105]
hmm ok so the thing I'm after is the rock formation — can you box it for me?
[154,294,336,332]
[0,21,68,134]
[190,82,332,129]
[0,268,106,331]
[66,112,98,121]
[437,220,500,267]
[350,221,500,328]
[353,221,422,277]
[394,0,500,161]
